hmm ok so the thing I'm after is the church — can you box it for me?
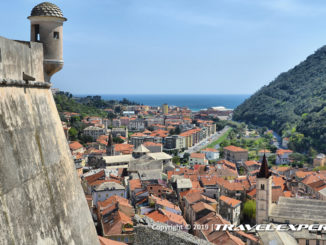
[256,154,326,225]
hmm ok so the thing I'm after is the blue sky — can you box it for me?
[1,0,326,95]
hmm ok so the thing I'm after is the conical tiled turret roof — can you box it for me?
[257,154,271,178]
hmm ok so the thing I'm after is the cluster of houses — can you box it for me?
[78,142,262,244]
[63,103,217,160]
[69,132,326,244]
[62,104,326,244]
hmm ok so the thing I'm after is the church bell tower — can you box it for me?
[256,154,272,224]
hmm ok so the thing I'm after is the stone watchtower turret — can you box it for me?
[256,154,272,224]
[28,2,67,82]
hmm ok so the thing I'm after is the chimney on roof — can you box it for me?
[257,154,271,178]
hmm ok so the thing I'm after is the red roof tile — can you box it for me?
[223,145,247,152]
[219,195,241,207]
[129,179,142,191]
[69,141,84,151]
[190,153,206,159]
[276,149,293,155]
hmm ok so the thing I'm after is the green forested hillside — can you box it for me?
[54,92,107,117]
[233,46,326,152]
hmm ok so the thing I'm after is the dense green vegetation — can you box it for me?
[233,46,326,153]
[54,92,107,117]
[75,95,139,109]
[242,200,256,225]
[54,92,139,117]
[219,127,276,161]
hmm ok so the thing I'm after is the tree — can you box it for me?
[290,153,306,165]
[268,154,276,166]
[174,126,181,135]
[113,137,124,144]
[269,145,277,153]
[114,106,121,114]
[107,111,116,120]
[242,200,256,225]
[183,153,190,163]
[239,166,245,175]
[172,156,180,165]
[79,134,93,144]
[68,127,78,141]
[70,115,81,124]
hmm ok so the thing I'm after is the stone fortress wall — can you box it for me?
[0,2,100,245]
[0,36,44,82]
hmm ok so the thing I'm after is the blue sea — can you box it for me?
[76,94,250,111]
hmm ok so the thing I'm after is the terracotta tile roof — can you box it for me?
[218,159,236,169]
[69,141,83,151]
[150,195,181,212]
[179,128,200,137]
[147,184,173,196]
[118,136,126,141]
[276,149,293,155]
[143,141,162,147]
[272,187,284,203]
[249,169,259,175]
[97,135,109,141]
[235,178,251,191]
[131,132,146,137]
[273,176,286,191]
[191,180,201,189]
[295,171,313,179]
[142,129,152,134]
[190,153,206,159]
[97,139,108,146]
[160,209,187,226]
[191,201,215,213]
[223,181,245,191]
[272,166,291,172]
[146,210,169,223]
[223,145,247,152]
[283,191,292,197]
[167,168,196,180]
[219,195,241,207]
[114,144,134,154]
[129,179,142,191]
[102,211,133,236]
[98,195,131,212]
[84,170,105,184]
[89,179,121,187]
[247,188,256,198]
[306,178,326,191]
[183,191,217,205]
[179,189,202,199]
[245,161,260,167]
[135,189,148,196]
[200,176,227,186]
[135,197,148,206]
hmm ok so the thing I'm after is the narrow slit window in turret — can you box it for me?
[34,24,40,41]
[53,32,59,39]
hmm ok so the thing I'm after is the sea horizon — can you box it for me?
[75,94,250,111]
